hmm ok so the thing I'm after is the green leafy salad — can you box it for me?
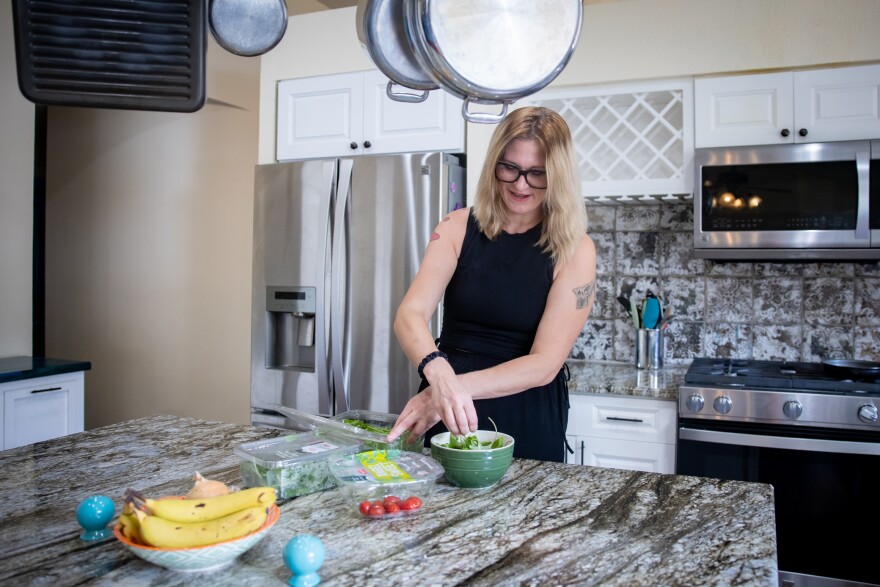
[439,418,510,450]
[339,418,424,453]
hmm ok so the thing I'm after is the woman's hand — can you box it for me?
[387,388,441,442]
[423,358,478,437]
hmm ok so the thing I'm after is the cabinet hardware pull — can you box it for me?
[780,128,790,137]
[798,128,808,137]
[363,140,372,149]
[579,440,585,465]
[31,386,62,394]
[349,142,358,149]
[605,416,643,423]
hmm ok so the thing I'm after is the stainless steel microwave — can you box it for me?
[694,140,879,260]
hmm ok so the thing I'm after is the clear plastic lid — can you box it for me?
[272,405,394,446]
[328,450,444,488]
[233,431,361,469]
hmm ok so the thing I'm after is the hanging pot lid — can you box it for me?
[404,0,582,123]
[209,0,288,57]
[356,0,438,103]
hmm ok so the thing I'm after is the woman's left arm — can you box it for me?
[459,234,597,397]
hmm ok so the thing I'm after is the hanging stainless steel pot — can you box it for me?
[356,0,439,103]
[403,0,583,123]
[209,0,288,57]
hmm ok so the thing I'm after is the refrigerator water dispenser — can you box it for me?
[265,286,316,371]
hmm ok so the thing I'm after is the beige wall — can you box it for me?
[0,8,35,357]
[44,40,260,428]
[5,0,880,431]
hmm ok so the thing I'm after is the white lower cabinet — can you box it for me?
[566,394,676,474]
[1,372,85,450]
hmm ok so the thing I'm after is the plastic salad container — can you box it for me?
[272,405,424,453]
[234,432,361,500]
[328,450,444,520]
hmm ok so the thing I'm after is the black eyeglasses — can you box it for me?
[494,161,548,189]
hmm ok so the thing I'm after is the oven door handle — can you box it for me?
[679,426,880,456]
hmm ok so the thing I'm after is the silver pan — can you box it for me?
[404,0,582,123]
[356,0,438,103]
[210,0,288,57]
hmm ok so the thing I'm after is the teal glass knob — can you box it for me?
[76,495,115,541]
[283,534,326,587]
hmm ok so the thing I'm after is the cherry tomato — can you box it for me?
[372,500,384,508]
[368,503,386,518]
[385,502,402,515]
[401,496,422,511]
[382,495,402,508]
[359,500,372,516]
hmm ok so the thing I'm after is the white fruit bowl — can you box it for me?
[113,503,280,572]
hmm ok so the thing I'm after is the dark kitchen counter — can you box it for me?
[566,359,687,401]
[0,355,91,384]
[0,415,777,586]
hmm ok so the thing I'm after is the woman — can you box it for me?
[386,106,596,462]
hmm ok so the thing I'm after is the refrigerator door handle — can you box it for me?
[317,160,336,415]
[330,159,354,414]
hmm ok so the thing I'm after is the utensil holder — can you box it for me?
[636,328,664,370]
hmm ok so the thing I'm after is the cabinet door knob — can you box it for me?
[798,128,808,137]
[363,140,372,149]
[780,128,790,137]
[350,142,358,150]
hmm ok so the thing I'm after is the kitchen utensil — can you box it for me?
[629,299,641,329]
[12,0,206,112]
[209,0,288,57]
[403,0,583,123]
[356,0,438,103]
[642,297,662,330]
[822,359,880,380]
[659,312,676,331]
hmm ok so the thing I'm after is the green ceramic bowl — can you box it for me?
[430,431,515,489]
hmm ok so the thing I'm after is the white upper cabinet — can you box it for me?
[276,70,465,161]
[524,78,694,201]
[695,64,880,148]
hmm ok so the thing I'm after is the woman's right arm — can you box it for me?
[390,207,477,438]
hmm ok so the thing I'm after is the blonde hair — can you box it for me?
[473,106,586,266]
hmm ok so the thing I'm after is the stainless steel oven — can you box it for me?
[677,358,880,587]
[694,140,878,260]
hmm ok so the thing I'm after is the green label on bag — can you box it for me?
[356,450,411,482]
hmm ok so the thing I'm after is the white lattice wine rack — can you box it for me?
[525,79,694,204]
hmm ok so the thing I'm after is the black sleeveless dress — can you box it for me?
[421,211,570,462]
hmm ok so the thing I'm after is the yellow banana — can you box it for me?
[127,486,276,523]
[117,513,143,544]
[134,505,269,548]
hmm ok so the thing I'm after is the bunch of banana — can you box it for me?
[121,485,276,549]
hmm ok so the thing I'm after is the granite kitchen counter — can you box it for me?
[0,415,777,586]
[566,360,688,401]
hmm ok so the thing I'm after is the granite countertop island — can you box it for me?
[0,415,777,586]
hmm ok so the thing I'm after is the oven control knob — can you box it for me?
[713,396,732,414]
[783,400,803,420]
[685,394,705,412]
[858,404,878,424]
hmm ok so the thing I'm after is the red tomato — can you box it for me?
[382,495,402,508]
[385,502,401,515]
[372,500,384,508]
[359,500,372,516]
[368,503,386,518]
[401,496,422,511]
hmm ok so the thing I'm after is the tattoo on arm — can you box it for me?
[573,280,597,310]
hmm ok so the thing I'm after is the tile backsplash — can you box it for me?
[571,202,880,364]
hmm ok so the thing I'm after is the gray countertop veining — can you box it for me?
[0,415,777,586]
[566,360,688,401]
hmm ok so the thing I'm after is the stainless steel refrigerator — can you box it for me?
[250,153,465,430]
